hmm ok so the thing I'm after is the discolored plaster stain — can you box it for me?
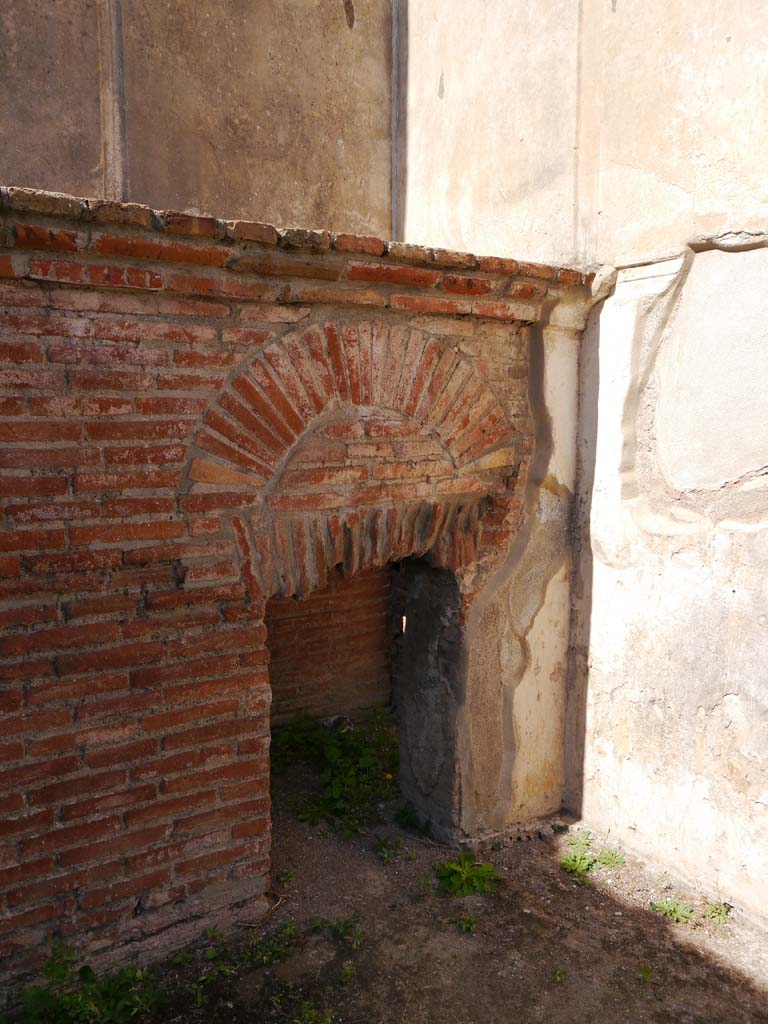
[438,70,444,99]
[343,0,355,30]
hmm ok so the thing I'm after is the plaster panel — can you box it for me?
[121,0,392,231]
[593,0,768,264]
[655,248,768,493]
[0,1,102,197]
[401,0,579,264]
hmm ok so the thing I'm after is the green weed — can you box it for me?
[434,853,503,896]
[292,1000,332,1024]
[272,711,399,836]
[597,848,625,868]
[18,942,163,1024]
[244,922,299,966]
[704,901,730,925]
[339,960,356,985]
[375,835,402,864]
[650,897,694,924]
[552,967,567,984]
[637,964,654,984]
[330,918,363,950]
[457,914,478,935]
[560,833,597,884]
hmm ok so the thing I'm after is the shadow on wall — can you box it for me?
[563,301,600,817]
[392,0,408,241]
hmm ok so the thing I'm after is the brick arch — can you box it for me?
[182,320,526,599]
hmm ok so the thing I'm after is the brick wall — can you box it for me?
[266,567,391,725]
[0,186,591,988]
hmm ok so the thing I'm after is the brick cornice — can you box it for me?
[0,186,600,326]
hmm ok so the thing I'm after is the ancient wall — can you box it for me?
[0,186,594,986]
[267,567,391,725]
[0,0,392,234]
[402,0,768,921]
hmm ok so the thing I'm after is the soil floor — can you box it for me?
[160,772,768,1024]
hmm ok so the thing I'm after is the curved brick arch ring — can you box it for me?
[183,320,527,599]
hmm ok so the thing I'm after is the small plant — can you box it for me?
[552,967,567,984]
[457,914,477,935]
[272,711,399,836]
[339,960,356,985]
[170,949,192,969]
[597,848,625,868]
[560,833,597,884]
[197,928,237,988]
[277,869,294,886]
[330,918,363,950]
[650,897,694,924]
[375,835,402,864]
[19,942,163,1024]
[637,964,654,984]
[704,901,730,925]
[292,1000,332,1024]
[434,853,503,896]
[245,922,299,965]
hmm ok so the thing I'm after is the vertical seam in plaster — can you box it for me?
[572,0,584,263]
[98,0,128,200]
[390,0,400,241]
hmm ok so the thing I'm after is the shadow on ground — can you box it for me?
[219,773,768,1024]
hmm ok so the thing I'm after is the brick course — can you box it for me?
[0,187,590,986]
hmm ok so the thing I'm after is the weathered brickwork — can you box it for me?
[267,568,391,725]
[0,187,591,984]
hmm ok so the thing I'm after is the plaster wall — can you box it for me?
[0,0,391,233]
[401,0,768,267]
[568,251,768,919]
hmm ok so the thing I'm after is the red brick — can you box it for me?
[346,261,440,288]
[19,816,121,857]
[124,791,216,828]
[13,224,81,252]
[62,784,157,822]
[91,232,229,267]
[0,340,45,364]
[391,294,472,316]
[441,274,496,296]
[0,476,68,499]
[58,824,168,868]
[0,620,118,658]
[0,527,66,552]
[57,641,164,676]
[141,699,239,733]
[75,469,178,492]
[0,255,16,278]
[334,234,386,256]
[28,769,127,808]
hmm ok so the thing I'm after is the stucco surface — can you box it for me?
[0,1,102,198]
[0,0,391,232]
[400,0,579,265]
[401,0,768,267]
[569,259,768,919]
[121,0,392,230]
[654,248,768,494]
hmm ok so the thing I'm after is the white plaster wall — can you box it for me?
[403,0,768,267]
[571,257,768,918]
[401,0,580,264]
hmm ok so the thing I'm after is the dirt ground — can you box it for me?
[160,769,768,1024]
